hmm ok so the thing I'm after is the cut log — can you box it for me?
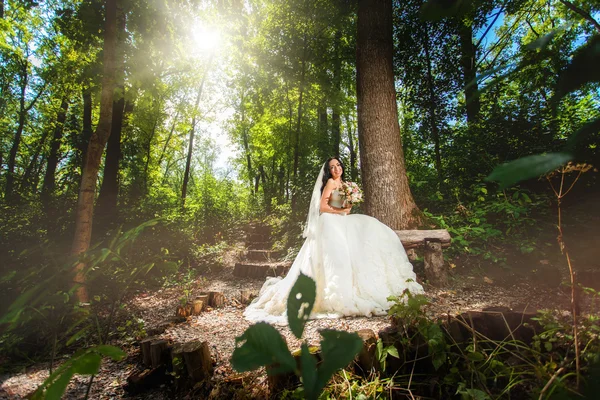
[140,337,155,366]
[124,366,168,394]
[208,291,225,307]
[246,249,283,262]
[192,298,205,315]
[176,303,192,318]
[233,262,291,278]
[173,341,213,382]
[424,239,446,287]
[394,229,451,249]
[247,241,271,250]
[240,289,256,305]
[355,329,378,374]
[150,339,170,368]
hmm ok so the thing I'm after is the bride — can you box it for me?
[244,157,424,323]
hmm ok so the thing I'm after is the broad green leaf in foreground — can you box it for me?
[299,342,319,400]
[315,329,363,394]
[231,322,296,373]
[287,272,316,339]
[485,152,572,189]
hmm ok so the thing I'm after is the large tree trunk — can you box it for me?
[70,0,118,303]
[356,0,421,230]
[96,88,125,219]
[96,8,127,221]
[80,86,93,171]
[42,98,69,207]
[459,21,480,125]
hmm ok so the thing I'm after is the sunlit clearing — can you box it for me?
[190,23,222,53]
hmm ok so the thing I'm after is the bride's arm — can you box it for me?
[320,179,349,215]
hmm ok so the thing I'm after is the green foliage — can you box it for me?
[380,291,600,399]
[31,345,126,400]
[424,184,546,261]
[231,273,363,400]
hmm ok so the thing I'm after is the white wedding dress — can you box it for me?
[244,183,424,324]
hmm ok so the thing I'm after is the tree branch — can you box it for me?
[559,0,600,33]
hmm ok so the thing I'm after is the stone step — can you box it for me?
[247,232,270,243]
[233,262,291,279]
[246,224,271,236]
[246,249,284,262]
[247,241,272,250]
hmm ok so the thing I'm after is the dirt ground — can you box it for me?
[1,190,598,399]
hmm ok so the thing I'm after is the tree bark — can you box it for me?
[42,98,69,206]
[291,39,307,213]
[96,7,127,220]
[459,21,480,125]
[80,86,93,172]
[356,0,421,230]
[96,89,125,218]
[70,0,118,303]
[559,0,600,33]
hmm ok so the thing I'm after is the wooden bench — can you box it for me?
[394,229,451,287]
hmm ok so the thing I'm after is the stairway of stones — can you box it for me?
[233,222,291,279]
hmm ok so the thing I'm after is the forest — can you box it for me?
[1,0,599,398]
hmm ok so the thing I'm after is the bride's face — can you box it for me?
[329,159,343,180]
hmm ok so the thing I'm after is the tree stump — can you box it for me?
[149,339,170,368]
[207,291,225,307]
[176,303,193,318]
[140,337,155,366]
[124,366,168,394]
[192,298,205,315]
[423,239,446,287]
[355,329,379,374]
[172,341,213,382]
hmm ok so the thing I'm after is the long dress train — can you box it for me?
[243,190,424,324]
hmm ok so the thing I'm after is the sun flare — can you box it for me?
[190,23,222,52]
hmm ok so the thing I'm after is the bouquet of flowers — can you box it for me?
[340,181,363,205]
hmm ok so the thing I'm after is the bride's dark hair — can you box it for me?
[321,157,345,193]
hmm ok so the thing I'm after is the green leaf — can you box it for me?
[462,388,491,400]
[95,345,126,360]
[44,368,75,400]
[71,352,102,375]
[466,351,485,362]
[300,343,319,400]
[231,322,296,373]
[555,35,600,100]
[315,330,363,394]
[565,117,600,153]
[485,152,572,189]
[386,346,399,358]
[287,273,316,339]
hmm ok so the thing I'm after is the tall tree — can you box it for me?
[356,0,421,229]
[70,0,118,303]
[41,98,69,207]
